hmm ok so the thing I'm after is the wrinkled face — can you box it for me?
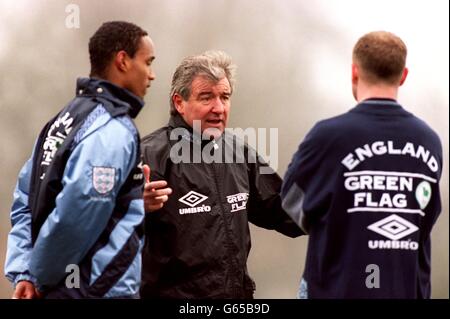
[124,35,156,98]
[174,76,231,138]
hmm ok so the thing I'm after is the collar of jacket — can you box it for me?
[168,113,223,148]
[168,112,193,131]
[76,77,144,118]
[351,98,408,116]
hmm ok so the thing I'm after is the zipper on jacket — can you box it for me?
[206,157,242,298]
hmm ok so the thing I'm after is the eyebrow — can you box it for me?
[197,90,231,96]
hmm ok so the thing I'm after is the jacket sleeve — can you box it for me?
[281,123,330,234]
[4,155,38,287]
[246,148,304,238]
[28,115,138,292]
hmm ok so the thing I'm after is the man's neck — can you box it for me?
[92,71,125,91]
[356,82,399,102]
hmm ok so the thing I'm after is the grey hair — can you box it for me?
[170,50,236,115]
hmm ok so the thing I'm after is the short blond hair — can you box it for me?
[353,31,407,85]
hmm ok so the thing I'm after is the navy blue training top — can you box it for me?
[282,98,443,298]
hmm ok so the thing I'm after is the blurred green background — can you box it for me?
[0,0,448,298]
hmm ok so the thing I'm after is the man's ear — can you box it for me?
[173,94,184,115]
[351,63,359,85]
[113,51,130,73]
[399,67,408,86]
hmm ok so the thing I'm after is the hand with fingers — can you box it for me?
[143,164,172,212]
[12,281,38,299]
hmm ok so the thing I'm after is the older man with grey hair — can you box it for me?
[140,50,302,299]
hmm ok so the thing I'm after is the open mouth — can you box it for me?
[206,119,223,125]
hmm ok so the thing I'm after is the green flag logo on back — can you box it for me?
[415,181,431,210]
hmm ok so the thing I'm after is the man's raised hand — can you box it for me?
[142,164,172,212]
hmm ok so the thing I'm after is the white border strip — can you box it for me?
[347,207,425,216]
[343,170,437,183]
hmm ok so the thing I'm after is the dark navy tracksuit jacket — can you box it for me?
[281,98,443,298]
